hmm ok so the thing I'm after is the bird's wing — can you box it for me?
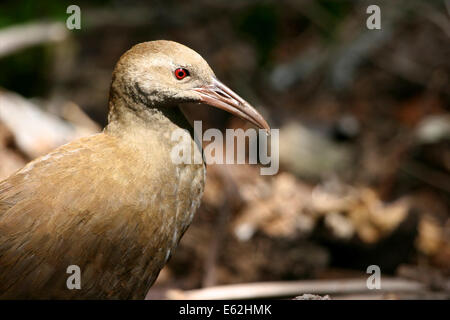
[0,133,166,298]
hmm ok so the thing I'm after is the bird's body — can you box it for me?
[0,40,268,299]
[0,107,204,299]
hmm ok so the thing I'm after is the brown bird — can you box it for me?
[0,40,269,299]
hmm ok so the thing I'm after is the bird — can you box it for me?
[0,40,269,299]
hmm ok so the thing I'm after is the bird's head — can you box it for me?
[110,40,269,131]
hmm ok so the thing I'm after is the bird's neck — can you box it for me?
[104,91,204,167]
[105,90,194,139]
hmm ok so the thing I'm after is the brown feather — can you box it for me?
[0,116,204,298]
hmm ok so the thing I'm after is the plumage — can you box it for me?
[0,40,268,299]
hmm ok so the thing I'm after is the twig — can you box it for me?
[0,89,98,158]
[401,161,450,194]
[0,21,68,58]
[166,278,426,300]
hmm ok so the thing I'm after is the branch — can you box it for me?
[0,21,68,58]
[166,278,425,300]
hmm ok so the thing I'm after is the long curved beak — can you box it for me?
[193,78,270,132]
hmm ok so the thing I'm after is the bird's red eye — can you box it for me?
[174,68,189,80]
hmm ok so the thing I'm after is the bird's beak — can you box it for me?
[193,78,270,132]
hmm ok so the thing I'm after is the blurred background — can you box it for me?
[0,0,449,299]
